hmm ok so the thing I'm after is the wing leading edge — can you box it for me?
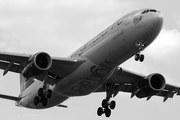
[95,67,180,102]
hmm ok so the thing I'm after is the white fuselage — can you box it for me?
[18,9,163,109]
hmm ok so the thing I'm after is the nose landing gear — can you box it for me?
[135,42,146,62]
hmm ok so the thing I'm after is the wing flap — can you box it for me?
[0,61,22,74]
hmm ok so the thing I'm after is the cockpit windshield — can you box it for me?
[141,9,160,14]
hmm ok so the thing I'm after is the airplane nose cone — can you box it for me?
[142,12,164,45]
[152,12,163,31]
[144,12,164,37]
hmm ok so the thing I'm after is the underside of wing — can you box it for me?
[95,67,180,102]
[35,56,87,85]
[0,52,31,74]
[0,51,87,85]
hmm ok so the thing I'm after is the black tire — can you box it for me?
[110,101,116,110]
[34,96,39,105]
[105,108,111,117]
[46,90,52,99]
[42,98,48,106]
[38,88,44,97]
[140,54,144,62]
[135,54,139,61]
[102,99,108,108]
[97,107,103,116]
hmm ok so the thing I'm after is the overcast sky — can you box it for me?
[0,0,180,120]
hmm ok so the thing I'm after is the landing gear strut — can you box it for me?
[33,84,52,106]
[97,84,116,117]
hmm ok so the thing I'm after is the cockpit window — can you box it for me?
[141,9,158,14]
[150,9,156,12]
[142,10,148,14]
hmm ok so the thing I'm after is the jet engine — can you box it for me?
[135,73,166,98]
[21,52,52,78]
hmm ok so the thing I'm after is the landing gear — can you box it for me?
[33,85,52,106]
[135,42,146,62]
[97,84,117,117]
[135,53,144,62]
[97,99,115,117]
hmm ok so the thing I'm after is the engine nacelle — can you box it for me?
[21,52,52,78]
[136,73,166,98]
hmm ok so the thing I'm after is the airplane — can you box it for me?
[0,8,180,118]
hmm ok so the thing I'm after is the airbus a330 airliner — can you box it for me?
[0,8,179,117]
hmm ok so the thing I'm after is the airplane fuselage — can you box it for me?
[18,8,163,109]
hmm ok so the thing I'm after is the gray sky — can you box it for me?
[0,0,180,120]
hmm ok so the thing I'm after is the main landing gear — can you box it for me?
[34,85,52,106]
[97,84,117,117]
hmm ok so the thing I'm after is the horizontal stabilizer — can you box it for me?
[0,94,20,101]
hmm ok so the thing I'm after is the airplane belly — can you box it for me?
[54,60,115,96]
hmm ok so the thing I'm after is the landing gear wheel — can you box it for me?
[110,100,116,110]
[42,97,48,106]
[105,108,111,117]
[139,54,144,62]
[34,96,40,105]
[38,88,44,97]
[135,54,140,61]
[46,90,52,99]
[97,107,103,116]
[102,99,108,108]
[135,53,144,62]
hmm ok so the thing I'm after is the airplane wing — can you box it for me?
[0,51,87,85]
[0,94,20,101]
[95,67,180,102]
